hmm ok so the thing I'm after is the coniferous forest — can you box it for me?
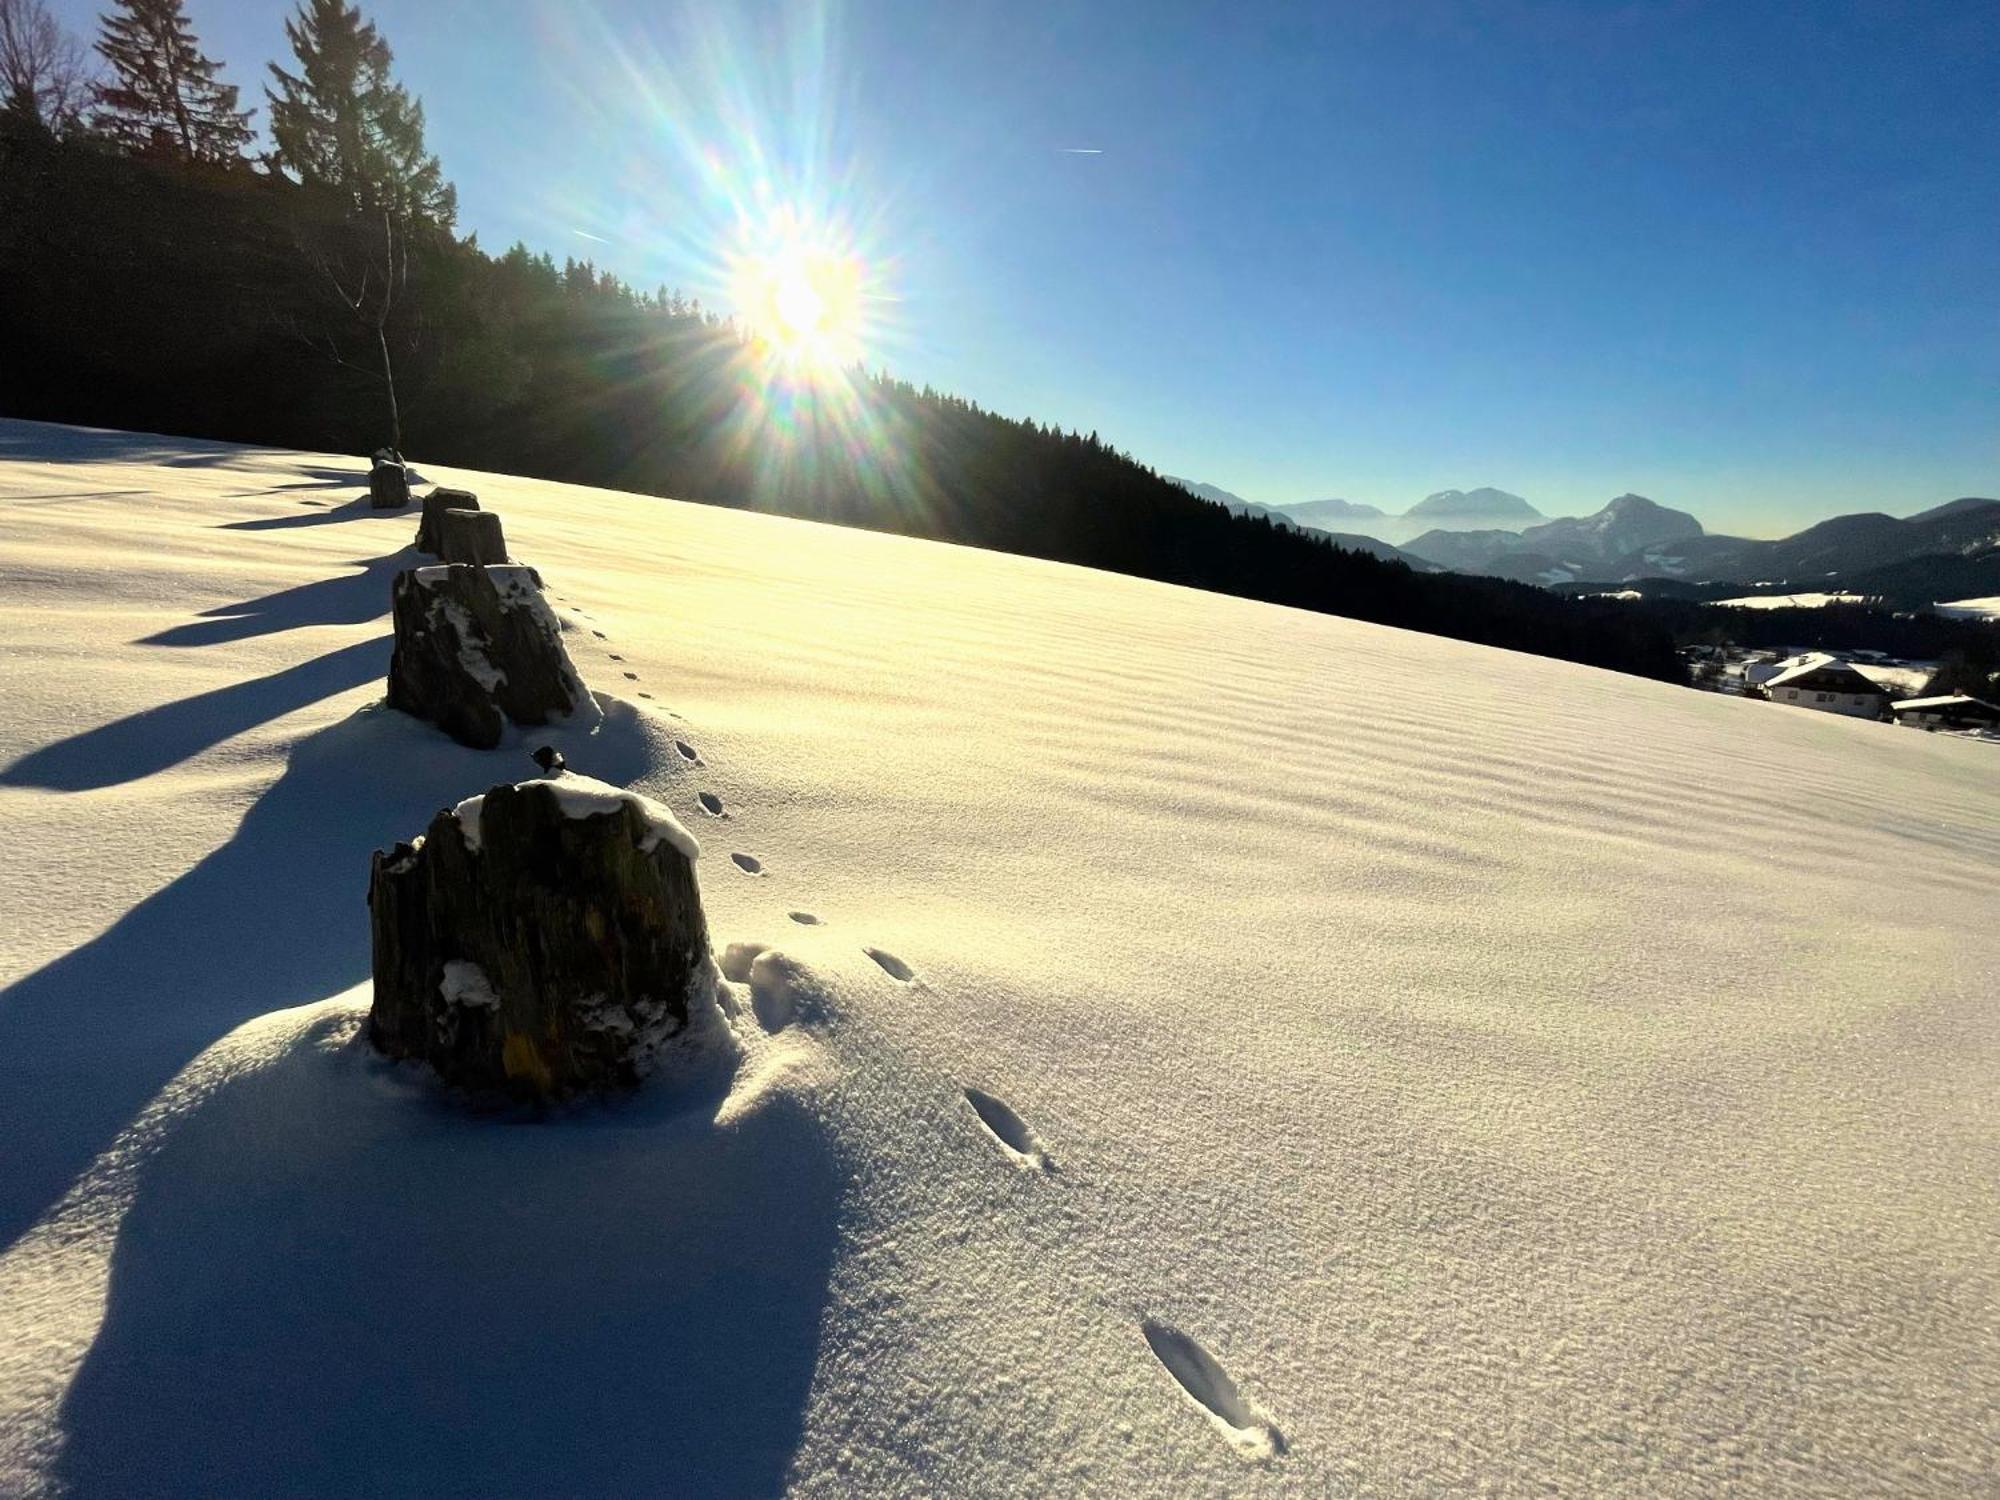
[0,0,1685,682]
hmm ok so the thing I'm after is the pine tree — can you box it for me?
[92,0,251,163]
[265,0,454,226]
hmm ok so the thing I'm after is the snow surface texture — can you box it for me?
[2,420,1998,1498]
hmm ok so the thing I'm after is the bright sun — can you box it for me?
[732,229,866,369]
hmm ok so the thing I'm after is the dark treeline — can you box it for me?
[0,0,1684,683]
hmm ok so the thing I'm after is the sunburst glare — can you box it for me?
[729,209,870,370]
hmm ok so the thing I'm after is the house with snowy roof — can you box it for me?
[1889,695,2000,732]
[1758,653,1886,718]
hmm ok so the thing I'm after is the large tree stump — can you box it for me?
[415,486,480,555]
[369,456,410,509]
[387,563,595,749]
[368,772,711,1096]
[440,507,508,565]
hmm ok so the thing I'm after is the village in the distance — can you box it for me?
[1686,638,1998,736]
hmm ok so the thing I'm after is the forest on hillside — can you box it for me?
[0,0,1687,682]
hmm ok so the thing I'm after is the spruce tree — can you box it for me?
[265,0,454,226]
[93,0,251,162]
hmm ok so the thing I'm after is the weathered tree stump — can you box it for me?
[415,486,481,555]
[386,563,595,749]
[368,772,711,1096]
[439,507,508,565]
[369,456,410,509]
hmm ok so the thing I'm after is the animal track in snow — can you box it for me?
[675,740,700,762]
[591,629,606,639]
[697,791,725,817]
[962,1086,1055,1172]
[1139,1319,1286,1460]
[608,653,623,661]
[864,947,914,982]
[718,941,768,983]
[730,852,764,875]
[638,692,654,700]
[623,671,638,681]
[788,911,822,926]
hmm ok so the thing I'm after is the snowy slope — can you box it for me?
[2,420,1997,1499]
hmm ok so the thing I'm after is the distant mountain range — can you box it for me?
[1399,493,2000,604]
[1163,477,1440,570]
[1168,479,1539,533]
[1283,496,1387,523]
[1167,476,2000,607]
[1404,488,1543,522]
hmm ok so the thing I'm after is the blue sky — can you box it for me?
[54,0,1999,535]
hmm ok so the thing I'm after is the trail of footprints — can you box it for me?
[578,603,1282,1464]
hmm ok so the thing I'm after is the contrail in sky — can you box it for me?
[573,229,610,243]
[1057,147,1103,154]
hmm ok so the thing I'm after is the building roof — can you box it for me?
[1763,653,1883,693]
[1890,695,2000,714]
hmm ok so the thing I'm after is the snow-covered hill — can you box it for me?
[2,421,1997,1498]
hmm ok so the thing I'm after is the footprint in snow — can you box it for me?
[638,692,654,701]
[591,629,606,639]
[731,852,764,875]
[697,791,725,817]
[788,911,822,926]
[623,671,638,681]
[1139,1318,1286,1461]
[962,1086,1055,1173]
[864,947,914,982]
[718,943,810,1032]
[675,740,701,763]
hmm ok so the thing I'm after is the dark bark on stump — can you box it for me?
[369,459,410,509]
[368,777,710,1097]
[440,507,508,565]
[386,564,592,749]
[416,487,481,555]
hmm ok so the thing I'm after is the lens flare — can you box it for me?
[730,219,869,369]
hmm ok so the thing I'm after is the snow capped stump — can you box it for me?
[415,486,480,555]
[439,506,508,565]
[368,773,712,1097]
[368,456,410,508]
[386,563,595,749]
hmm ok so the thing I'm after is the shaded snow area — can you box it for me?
[3,420,1998,1498]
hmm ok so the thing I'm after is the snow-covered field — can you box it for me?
[2,420,1997,1498]
[1935,596,2000,622]
[1707,591,1869,610]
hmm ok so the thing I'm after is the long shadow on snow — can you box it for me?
[136,549,415,647]
[53,1010,838,1500]
[218,495,412,531]
[0,421,360,481]
[0,699,657,1256]
[0,637,389,792]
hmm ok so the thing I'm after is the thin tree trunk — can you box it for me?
[377,322,401,452]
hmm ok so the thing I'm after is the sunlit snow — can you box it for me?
[2,421,1996,1497]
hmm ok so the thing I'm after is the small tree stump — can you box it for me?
[368,773,711,1096]
[415,486,481,555]
[387,563,595,749]
[369,457,410,509]
[440,507,508,565]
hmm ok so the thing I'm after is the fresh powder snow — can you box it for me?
[1,420,1997,1498]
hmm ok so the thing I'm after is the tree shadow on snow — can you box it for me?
[52,1011,839,1500]
[0,638,389,791]
[218,495,412,531]
[0,698,662,1258]
[135,549,416,647]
